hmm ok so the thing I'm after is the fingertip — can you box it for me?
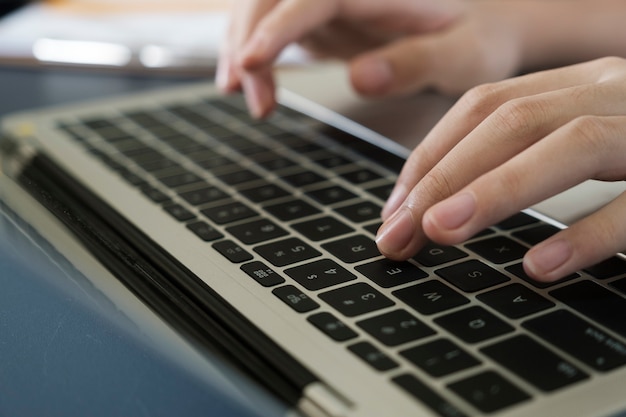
[349,55,393,96]
[523,239,573,282]
[241,71,276,119]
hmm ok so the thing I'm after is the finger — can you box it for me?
[217,0,278,92]
[381,59,623,220]
[422,114,626,248]
[524,190,626,282]
[241,68,276,118]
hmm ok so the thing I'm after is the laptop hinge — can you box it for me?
[298,382,353,417]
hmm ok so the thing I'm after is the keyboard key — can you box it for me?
[319,282,394,317]
[550,280,626,338]
[202,201,257,224]
[307,312,358,342]
[366,183,394,201]
[322,235,381,263]
[186,221,223,242]
[334,201,382,223]
[265,199,321,221]
[584,256,626,279]
[212,240,253,263]
[254,237,322,267]
[611,277,626,296]
[240,183,290,203]
[226,218,288,244]
[465,236,528,264]
[281,171,327,188]
[273,285,319,313]
[477,283,554,319]
[414,243,468,267]
[158,170,203,188]
[495,212,539,230]
[356,309,435,346]
[447,371,530,413]
[356,259,428,288]
[393,374,468,417]
[436,260,509,292]
[524,309,626,371]
[140,184,170,203]
[400,338,481,377]
[340,168,382,184]
[286,259,356,290]
[306,185,357,205]
[255,154,297,171]
[313,154,352,168]
[216,169,261,186]
[241,261,285,287]
[291,216,354,241]
[163,202,196,221]
[481,335,588,391]
[434,306,514,344]
[347,341,398,371]
[513,224,559,245]
[393,280,469,315]
[179,186,229,205]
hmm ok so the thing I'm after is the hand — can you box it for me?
[217,0,529,118]
[376,57,626,282]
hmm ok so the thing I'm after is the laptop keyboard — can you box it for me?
[56,93,626,416]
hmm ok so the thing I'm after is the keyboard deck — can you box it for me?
[55,93,626,416]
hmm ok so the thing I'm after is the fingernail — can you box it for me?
[381,184,407,221]
[426,192,476,231]
[352,56,393,94]
[376,207,416,256]
[242,76,265,118]
[525,239,572,277]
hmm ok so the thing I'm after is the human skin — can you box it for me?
[219,0,626,281]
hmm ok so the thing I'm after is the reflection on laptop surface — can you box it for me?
[1,83,626,417]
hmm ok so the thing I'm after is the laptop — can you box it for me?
[1,82,625,417]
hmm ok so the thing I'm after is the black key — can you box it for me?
[285,259,356,290]
[186,221,223,242]
[393,374,468,417]
[550,280,626,338]
[356,259,428,288]
[241,261,285,287]
[254,237,321,267]
[140,185,170,203]
[319,282,394,317]
[281,171,327,188]
[179,186,229,205]
[322,235,381,263]
[158,170,203,188]
[138,157,179,172]
[291,216,353,241]
[306,185,357,205]
[393,280,469,315]
[465,236,528,264]
[226,218,288,244]
[118,168,146,186]
[495,212,539,230]
[413,243,468,267]
[202,201,257,225]
[255,154,296,171]
[163,202,196,221]
[212,240,253,263]
[347,341,398,371]
[340,168,382,184]
[356,309,435,346]
[611,277,626,296]
[481,335,588,391]
[505,262,579,289]
[524,309,626,371]
[272,285,319,313]
[513,224,560,245]
[477,283,554,319]
[240,183,290,203]
[334,201,382,223]
[362,222,381,236]
[447,371,530,413]
[313,154,353,168]
[400,339,481,377]
[584,256,626,279]
[434,306,514,344]
[194,155,235,171]
[436,260,509,292]
[216,169,261,186]
[307,312,358,342]
[366,183,393,201]
[265,199,321,221]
